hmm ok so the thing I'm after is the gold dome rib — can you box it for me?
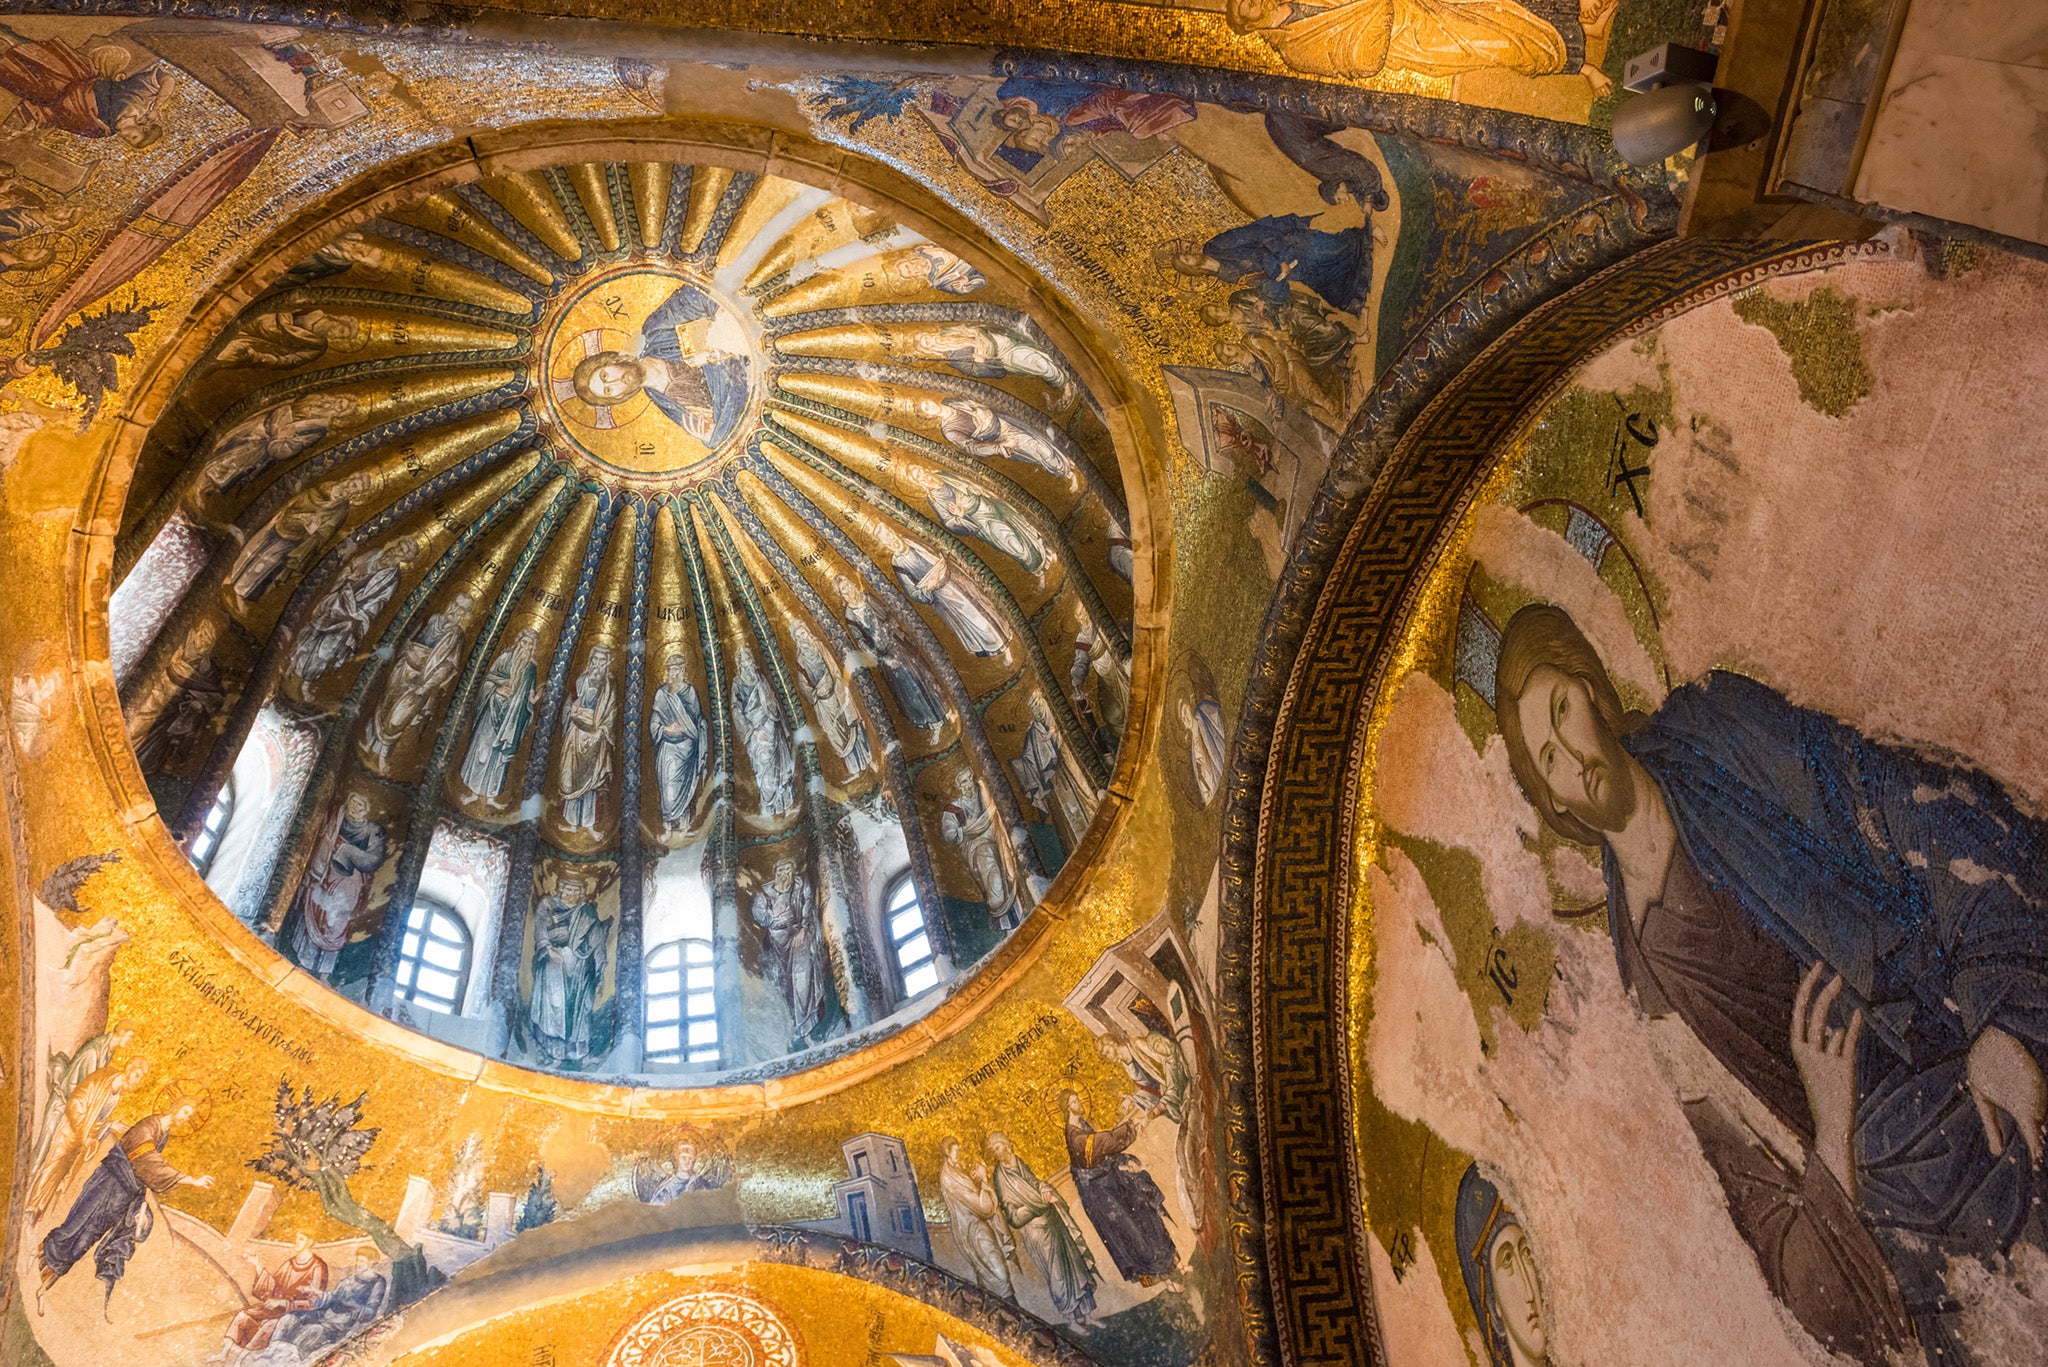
[677,166,737,256]
[385,192,557,287]
[565,163,623,254]
[481,170,584,263]
[628,162,672,252]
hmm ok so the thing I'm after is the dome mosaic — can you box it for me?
[109,153,1138,1081]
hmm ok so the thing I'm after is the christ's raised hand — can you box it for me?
[1968,1025,2046,1166]
[1791,961,1863,1200]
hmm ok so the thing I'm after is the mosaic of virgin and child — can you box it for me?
[1493,602,2048,1365]
[560,281,752,450]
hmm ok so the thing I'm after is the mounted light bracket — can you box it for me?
[1623,42,1721,93]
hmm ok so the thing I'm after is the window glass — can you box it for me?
[188,781,236,877]
[393,901,471,1015]
[885,876,939,1002]
[647,939,718,1065]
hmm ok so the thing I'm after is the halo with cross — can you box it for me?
[548,324,647,432]
[539,264,760,482]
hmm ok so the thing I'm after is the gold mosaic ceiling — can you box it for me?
[110,155,1137,1082]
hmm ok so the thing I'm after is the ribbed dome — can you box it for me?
[110,155,1136,1080]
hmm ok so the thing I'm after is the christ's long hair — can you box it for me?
[570,350,642,405]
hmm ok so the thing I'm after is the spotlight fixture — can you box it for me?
[1612,43,1721,167]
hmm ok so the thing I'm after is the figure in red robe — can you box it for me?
[0,27,165,147]
[215,1232,328,1360]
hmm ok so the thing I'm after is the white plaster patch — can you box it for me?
[1374,672,1552,929]
[1948,1242,2048,1361]
[1366,1223,1470,1367]
[1368,684,1825,1364]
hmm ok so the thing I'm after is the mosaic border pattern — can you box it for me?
[1212,235,1883,1367]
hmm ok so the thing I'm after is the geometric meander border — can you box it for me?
[1212,235,1885,1367]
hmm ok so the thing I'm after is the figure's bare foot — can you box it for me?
[1582,64,1615,96]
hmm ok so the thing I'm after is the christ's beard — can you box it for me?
[1579,729,1639,834]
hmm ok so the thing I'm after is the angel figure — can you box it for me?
[216,306,365,369]
[888,242,985,295]
[228,472,373,607]
[904,465,1048,576]
[197,393,361,495]
[907,323,1076,411]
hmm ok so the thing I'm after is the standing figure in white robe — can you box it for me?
[940,1136,1015,1296]
[909,324,1076,410]
[290,792,385,977]
[837,573,946,731]
[289,537,416,685]
[922,396,1077,484]
[556,644,618,835]
[460,627,540,803]
[1009,693,1100,853]
[364,591,475,765]
[1106,514,1134,583]
[649,654,706,833]
[940,769,1023,925]
[891,538,1007,658]
[987,1131,1098,1325]
[1180,696,1227,807]
[1069,618,1130,753]
[750,858,824,1043]
[790,622,869,773]
[197,393,359,496]
[527,876,608,1067]
[732,644,797,818]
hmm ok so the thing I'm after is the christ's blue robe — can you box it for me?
[639,284,748,447]
[41,1139,152,1290]
[1618,671,2048,1355]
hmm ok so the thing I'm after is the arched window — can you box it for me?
[393,900,472,1015]
[885,875,939,1000]
[647,939,718,1065]
[188,780,235,878]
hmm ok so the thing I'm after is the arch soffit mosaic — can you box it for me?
[1212,236,1886,1367]
[70,116,1174,1112]
[0,0,1715,126]
[339,1221,1099,1367]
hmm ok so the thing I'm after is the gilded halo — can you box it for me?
[542,263,763,485]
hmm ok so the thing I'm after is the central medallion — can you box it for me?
[542,264,762,484]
